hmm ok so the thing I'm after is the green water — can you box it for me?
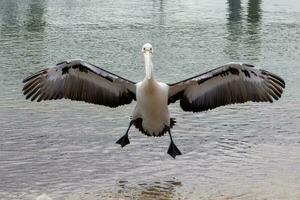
[0,0,299,199]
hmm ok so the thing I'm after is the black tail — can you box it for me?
[133,118,176,137]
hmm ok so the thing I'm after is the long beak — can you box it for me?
[144,51,152,79]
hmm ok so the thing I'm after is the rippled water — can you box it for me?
[0,0,300,199]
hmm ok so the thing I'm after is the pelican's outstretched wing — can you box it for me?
[23,59,136,107]
[168,63,285,112]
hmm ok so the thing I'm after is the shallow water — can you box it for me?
[0,0,300,199]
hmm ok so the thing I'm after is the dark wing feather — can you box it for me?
[23,59,136,107]
[168,63,285,112]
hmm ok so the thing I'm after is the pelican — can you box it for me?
[22,43,285,158]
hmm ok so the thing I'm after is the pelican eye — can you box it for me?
[143,47,146,51]
[150,48,152,51]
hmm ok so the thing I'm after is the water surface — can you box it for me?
[0,0,300,199]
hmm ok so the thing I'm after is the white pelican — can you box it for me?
[23,43,285,158]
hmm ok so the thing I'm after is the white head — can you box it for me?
[142,43,153,54]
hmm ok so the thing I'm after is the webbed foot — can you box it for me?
[116,121,133,148]
[116,133,130,148]
[167,141,182,158]
[167,130,182,159]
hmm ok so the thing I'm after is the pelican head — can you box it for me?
[142,43,153,54]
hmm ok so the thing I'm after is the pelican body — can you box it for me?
[23,43,285,158]
[134,44,170,136]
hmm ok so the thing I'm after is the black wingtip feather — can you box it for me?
[23,69,47,83]
[243,63,255,68]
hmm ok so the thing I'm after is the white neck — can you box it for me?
[144,52,154,80]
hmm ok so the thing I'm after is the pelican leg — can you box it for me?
[167,129,182,159]
[116,120,133,148]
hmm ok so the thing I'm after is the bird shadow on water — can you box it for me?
[98,180,182,200]
[59,180,182,200]
[80,180,182,200]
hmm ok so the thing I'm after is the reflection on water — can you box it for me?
[0,0,300,199]
[152,0,166,26]
[246,0,262,59]
[247,0,262,25]
[0,0,46,37]
[225,0,243,60]
[0,1,21,36]
[225,0,262,61]
[2,0,47,74]
[25,0,46,32]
